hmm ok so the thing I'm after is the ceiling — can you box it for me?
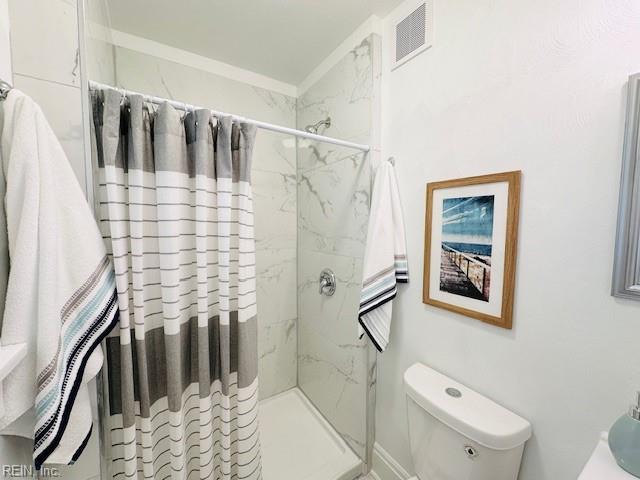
[102,0,403,86]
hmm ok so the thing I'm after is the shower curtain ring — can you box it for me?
[181,100,189,120]
[146,96,156,116]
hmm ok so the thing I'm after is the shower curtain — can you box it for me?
[91,89,262,480]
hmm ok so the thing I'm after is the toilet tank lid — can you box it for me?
[403,363,532,450]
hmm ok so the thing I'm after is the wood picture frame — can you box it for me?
[612,73,640,301]
[423,171,521,329]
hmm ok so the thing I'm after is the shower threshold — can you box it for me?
[259,387,362,480]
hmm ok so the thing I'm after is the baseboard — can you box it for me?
[370,442,412,480]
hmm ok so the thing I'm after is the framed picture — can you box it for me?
[612,73,640,301]
[423,171,521,329]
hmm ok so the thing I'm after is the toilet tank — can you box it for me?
[404,363,532,480]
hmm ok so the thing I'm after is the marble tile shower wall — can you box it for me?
[8,0,86,193]
[111,47,298,400]
[85,0,116,85]
[296,35,380,461]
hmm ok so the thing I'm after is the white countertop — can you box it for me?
[579,432,637,479]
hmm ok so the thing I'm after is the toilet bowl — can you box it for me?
[404,363,532,480]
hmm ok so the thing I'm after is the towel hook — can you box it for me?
[0,78,13,101]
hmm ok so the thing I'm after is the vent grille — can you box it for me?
[391,0,432,70]
[395,3,426,63]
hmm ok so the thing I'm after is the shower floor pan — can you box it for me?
[259,387,362,480]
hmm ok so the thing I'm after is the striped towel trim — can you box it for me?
[359,282,397,317]
[359,270,398,353]
[358,288,397,353]
[394,256,409,283]
[33,257,119,468]
[359,257,409,352]
[71,425,93,464]
[358,318,383,352]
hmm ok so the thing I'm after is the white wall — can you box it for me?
[376,0,640,479]
[0,0,10,81]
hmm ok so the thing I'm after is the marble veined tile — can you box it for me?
[86,37,116,85]
[297,249,368,460]
[251,86,297,119]
[296,124,370,174]
[256,248,297,327]
[298,322,367,459]
[13,75,86,194]
[258,317,297,400]
[9,0,80,87]
[85,0,116,84]
[297,249,365,348]
[114,47,296,129]
[253,169,296,251]
[254,130,296,175]
[297,137,369,174]
[298,154,370,258]
[297,37,373,172]
[295,36,377,460]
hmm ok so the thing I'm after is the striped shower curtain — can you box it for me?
[91,89,262,480]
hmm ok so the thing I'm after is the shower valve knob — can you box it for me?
[319,269,336,296]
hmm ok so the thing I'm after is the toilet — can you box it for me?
[404,363,532,480]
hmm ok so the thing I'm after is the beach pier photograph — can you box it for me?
[440,244,491,301]
[439,195,494,302]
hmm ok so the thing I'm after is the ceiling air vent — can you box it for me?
[391,0,433,70]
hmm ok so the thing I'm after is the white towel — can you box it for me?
[0,90,118,467]
[358,159,408,352]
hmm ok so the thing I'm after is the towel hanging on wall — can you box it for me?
[358,158,408,352]
[0,90,118,467]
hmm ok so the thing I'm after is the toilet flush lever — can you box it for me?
[464,445,479,459]
[319,269,336,296]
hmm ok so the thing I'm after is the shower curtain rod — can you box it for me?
[88,81,370,152]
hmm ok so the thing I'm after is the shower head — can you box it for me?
[304,117,331,134]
